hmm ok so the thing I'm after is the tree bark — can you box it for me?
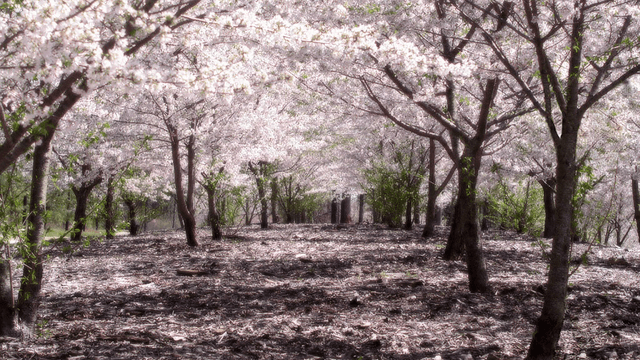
[358,194,365,223]
[124,199,138,236]
[444,200,465,259]
[205,186,222,240]
[331,198,338,224]
[526,11,584,356]
[632,177,640,245]
[271,179,279,223]
[70,174,102,242]
[527,132,579,359]
[248,161,270,229]
[168,124,198,247]
[257,178,268,229]
[105,176,115,239]
[539,177,557,238]
[0,257,18,336]
[441,79,497,294]
[17,126,55,336]
[340,194,351,224]
[404,197,413,230]
[423,139,455,238]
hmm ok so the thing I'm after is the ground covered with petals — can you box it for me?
[1,224,639,359]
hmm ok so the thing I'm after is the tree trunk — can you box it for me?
[404,197,413,230]
[105,176,115,239]
[331,198,338,224]
[539,177,557,238]
[481,199,490,231]
[124,199,138,236]
[458,162,490,293]
[631,177,640,245]
[205,185,222,240]
[257,178,268,229]
[358,194,365,223]
[0,257,18,336]
[527,136,578,358]
[413,198,420,225]
[423,139,440,238]
[271,179,279,223]
[70,177,102,242]
[340,195,351,224]
[441,78,497,294]
[444,200,464,259]
[168,125,197,247]
[64,190,71,231]
[17,128,54,336]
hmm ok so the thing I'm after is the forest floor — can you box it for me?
[1,224,639,360]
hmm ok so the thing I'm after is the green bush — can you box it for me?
[484,178,544,236]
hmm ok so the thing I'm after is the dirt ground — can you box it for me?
[1,224,639,359]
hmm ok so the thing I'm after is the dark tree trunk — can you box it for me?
[633,177,640,245]
[271,179,279,223]
[441,79,497,294]
[340,195,351,224]
[245,198,251,225]
[358,194,365,224]
[481,199,489,231]
[257,179,268,229]
[168,124,197,247]
[435,205,442,226]
[248,161,270,229]
[124,199,138,236]
[527,132,579,359]
[205,187,222,240]
[526,15,584,355]
[70,175,102,242]
[0,258,18,336]
[539,177,557,238]
[64,190,71,231]
[413,198,420,225]
[105,176,115,239]
[457,160,490,293]
[404,197,413,230]
[22,195,28,226]
[331,198,338,224]
[422,139,455,238]
[444,198,465,259]
[17,127,55,336]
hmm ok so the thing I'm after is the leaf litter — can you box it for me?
[1,224,639,359]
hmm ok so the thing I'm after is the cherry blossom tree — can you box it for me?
[458,1,640,357]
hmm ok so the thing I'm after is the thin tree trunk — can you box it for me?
[404,197,413,230]
[64,190,71,231]
[205,185,222,240]
[358,194,365,224]
[331,198,338,224]
[124,200,138,236]
[257,178,268,229]
[70,176,102,242]
[271,179,279,223]
[340,195,351,224]
[631,177,640,245]
[168,125,197,247]
[413,198,420,225]
[105,176,115,239]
